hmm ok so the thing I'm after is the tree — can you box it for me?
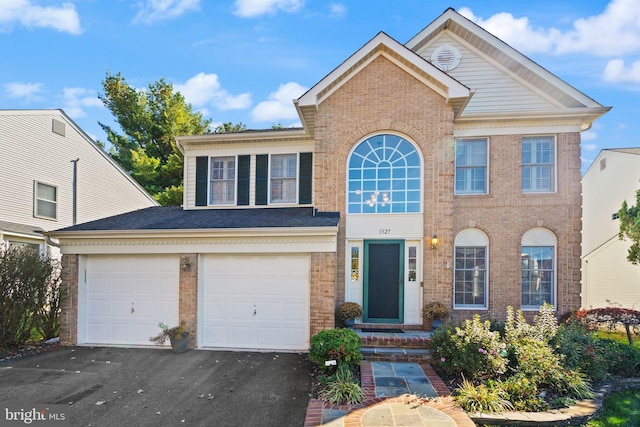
[215,122,247,133]
[618,188,640,264]
[98,72,212,205]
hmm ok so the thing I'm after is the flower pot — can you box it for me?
[429,318,443,330]
[343,318,355,328]
[169,332,189,353]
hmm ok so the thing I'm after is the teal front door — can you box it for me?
[364,241,404,323]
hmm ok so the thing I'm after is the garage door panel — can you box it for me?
[82,255,179,346]
[201,254,310,351]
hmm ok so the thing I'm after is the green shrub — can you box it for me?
[309,328,362,373]
[498,374,548,412]
[505,304,558,344]
[430,316,507,381]
[0,245,62,347]
[454,378,514,413]
[553,320,610,382]
[599,338,640,378]
[318,364,363,405]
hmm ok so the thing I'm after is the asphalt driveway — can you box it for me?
[0,346,313,426]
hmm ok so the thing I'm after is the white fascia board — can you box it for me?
[176,129,310,150]
[297,32,469,109]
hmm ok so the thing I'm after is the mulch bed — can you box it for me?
[0,340,62,364]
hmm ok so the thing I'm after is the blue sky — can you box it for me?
[1,0,639,173]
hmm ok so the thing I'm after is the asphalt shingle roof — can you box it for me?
[53,206,340,232]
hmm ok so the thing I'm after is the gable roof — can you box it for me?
[405,8,610,128]
[295,31,472,137]
[0,109,158,206]
[49,207,339,235]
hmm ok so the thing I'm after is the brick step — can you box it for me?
[359,334,431,349]
[361,347,431,362]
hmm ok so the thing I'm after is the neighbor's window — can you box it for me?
[270,154,297,203]
[522,136,555,193]
[34,181,57,220]
[455,138,488,194]
[520,227,556,309]
[347,134,421,214]
[209,156,236,205]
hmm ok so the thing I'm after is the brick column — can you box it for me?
[60,254,78,345]
[310,252,336,337]
[179,254,198,349]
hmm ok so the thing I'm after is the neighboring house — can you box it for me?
[0,109,158,257]
[582,148,640,310]
[49,9,609,352]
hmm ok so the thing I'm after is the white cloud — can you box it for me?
[459,7,559,54]
[4,82,43,101]
[603,59,640,83]
[133,0,200,24]
[0,0,82,34]
[460,0,640,57]
[251,82,307,122]
[581,130,598,143]
[174,72,252,111]
[329,3,346,19]
[233,0,304,18]
[62,87,103,118]
[582,143,598,151]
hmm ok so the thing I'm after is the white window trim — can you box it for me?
[521,135,557,194]
[269,153,298,205]
[345,132,425,215]
[34,181,58,221]
[520,227,557,311]
[454,137,489,196]
[453,228,489,310]
[208,155,237,206]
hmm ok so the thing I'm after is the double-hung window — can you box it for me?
[522,136,555,193]
[270,154,297,204]
[453,228,489,308]
[34,181,57,220]
[455,138,488,194]
[520,228,556,310]
[209,156,236,205]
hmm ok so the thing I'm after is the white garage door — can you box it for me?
[200,254,310,351]
[81,255,179,346]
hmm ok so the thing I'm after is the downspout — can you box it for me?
[71,158,79,225]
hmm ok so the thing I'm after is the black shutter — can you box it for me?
[237,155,250,206]
[255,154,268,205]
[299,152,313,204]
[195,156,208,206]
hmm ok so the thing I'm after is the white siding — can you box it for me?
[0,110,156,235]
[182,140,313,210]
[582,149,640,310]
[415,34,558,115]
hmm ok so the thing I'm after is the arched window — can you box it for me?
[347,134,421,214]
[521,228,557,309]
[454,228,489,308]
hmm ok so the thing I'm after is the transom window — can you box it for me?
[209,156,236,205]
[270,154,297,203]
[522,136,555,193]
[347,134,421,214]
[455,138,488,194]
[34,181,57,220]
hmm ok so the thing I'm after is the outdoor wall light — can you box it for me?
[430,234,439,250]
[181,256,192,272]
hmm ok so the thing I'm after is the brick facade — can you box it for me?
[59,254,78,345]
[312,55,582,323]
[179,254,198,349]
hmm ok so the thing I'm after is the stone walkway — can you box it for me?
[303,362,475,427]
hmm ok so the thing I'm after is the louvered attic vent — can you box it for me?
[430,44,461,72]
[52,118,66,137]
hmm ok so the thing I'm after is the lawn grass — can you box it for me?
[593,330,640,350]
[585,388,640,427]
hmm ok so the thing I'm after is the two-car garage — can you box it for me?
[79,254,311,351]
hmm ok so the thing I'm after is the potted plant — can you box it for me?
[337,302,363,328]
[150,321,189,353]
[422,301,449,330]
